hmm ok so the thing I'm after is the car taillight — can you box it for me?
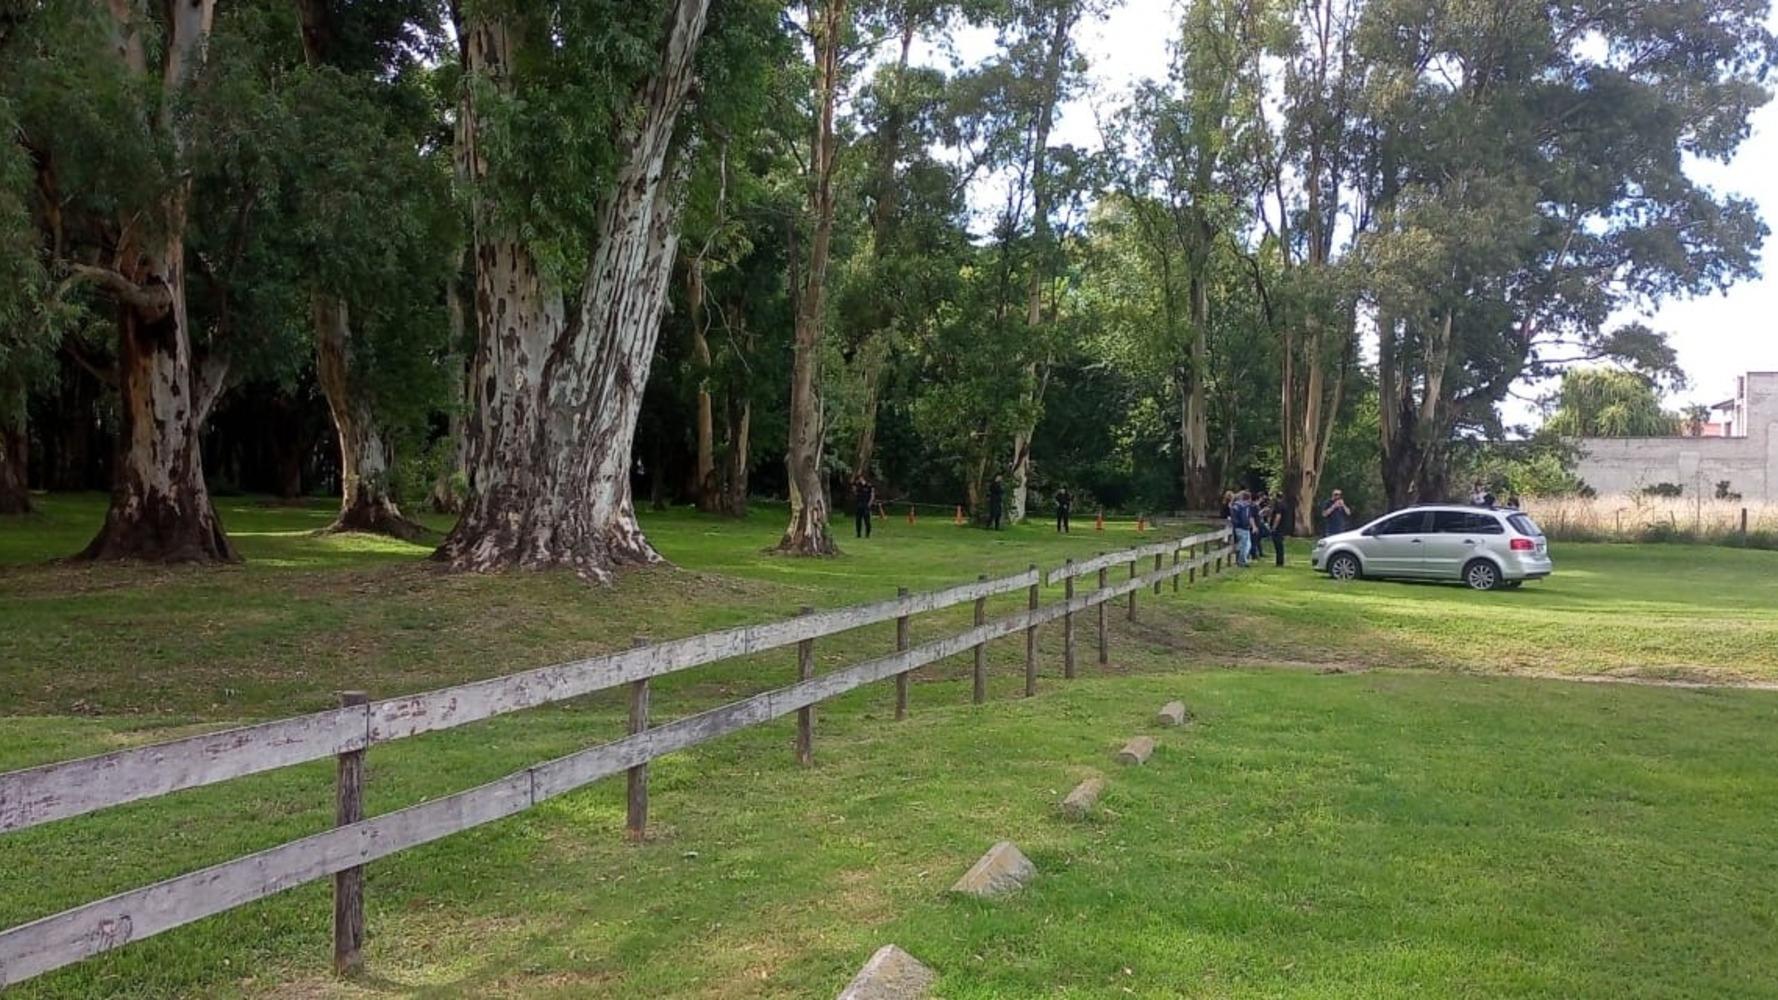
[1510,537,1537,551]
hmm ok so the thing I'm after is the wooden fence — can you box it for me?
[0,527,1232,988]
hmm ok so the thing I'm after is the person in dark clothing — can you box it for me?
[852,474,875,539]
[1252,492,1272,562]
[1322,489,1351,535]
[1269,494,1293,566]
[1055,487,1073,533]
[987,475,1006,529]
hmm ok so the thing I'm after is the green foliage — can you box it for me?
[1544,368,1679,438]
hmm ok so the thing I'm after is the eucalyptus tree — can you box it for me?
[972,0,1095,523]
[1357,0,1774,504]
[289,0,457,540]
[441,0,777,579]
[1098,0,1277,507]
[1253,0,1364,531]
[4,0,245,560]
[778,0,849,554]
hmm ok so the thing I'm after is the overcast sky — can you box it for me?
[918,0,1778,427]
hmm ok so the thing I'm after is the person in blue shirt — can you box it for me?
[1322,489,1351,535]
[1230,490,1255,567]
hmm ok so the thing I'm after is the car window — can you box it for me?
[1374,511,1427,536]
[1432,511,1504,534]
[1508,513,1543,536]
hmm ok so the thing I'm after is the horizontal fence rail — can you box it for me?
[0,532,1231,988]
[0,571,1040,834]
[1046,527,1230,584]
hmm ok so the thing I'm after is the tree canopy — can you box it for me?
[1,0,1772,560]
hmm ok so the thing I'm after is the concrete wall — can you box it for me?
[1573,372,1778,501]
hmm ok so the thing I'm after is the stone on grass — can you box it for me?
[949,840,1037,898]
[836,944,936,1000]
[1060,777,1106,820]
[1116,735,1156,765]
[1155,701,1189,727]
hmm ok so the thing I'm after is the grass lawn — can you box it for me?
[4,494,1778,998]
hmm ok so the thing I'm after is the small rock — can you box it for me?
[1060,777,1106,820]
[949,840,1037,898]
[835,944,936,1000]
[1155,701,1189,727]
[1116,736,1156,765]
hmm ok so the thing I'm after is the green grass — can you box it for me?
[4,494,1778,998]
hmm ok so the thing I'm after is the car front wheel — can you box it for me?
[1464,559,1501,591]
[1327,552,1361,582]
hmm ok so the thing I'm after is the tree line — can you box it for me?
[0,0,1772,577]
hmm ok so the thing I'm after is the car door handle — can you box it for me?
[1410,538,1422,544]
[1463,539,1477,545]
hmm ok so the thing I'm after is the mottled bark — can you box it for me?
[778,0,845,556]
[313,296,427,540]
[80,0,234,563]
[438,3,709,581]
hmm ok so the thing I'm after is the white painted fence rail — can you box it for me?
[0,529,1232,988]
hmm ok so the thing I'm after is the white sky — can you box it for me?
[922,0,1778,428]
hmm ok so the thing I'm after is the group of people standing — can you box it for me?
[1222,489,1298,568]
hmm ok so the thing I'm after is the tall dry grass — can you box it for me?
[1523,494,1778,549]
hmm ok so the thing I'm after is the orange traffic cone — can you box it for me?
[907,504,915,524]
[1095,509,1105,531]
[954,504,966,525]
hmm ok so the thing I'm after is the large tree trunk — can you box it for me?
[723,390,751,517]
[687,257,719,511]
[1180,272,1214,507]
[0,391,29,515]
[313,296,426,540]
[80,0,233,563]
[82,297,236,562]
[777,0,846,556]
[438,4,708,581]
[851,336,886,475]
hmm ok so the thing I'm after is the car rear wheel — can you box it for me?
[1327,552,1361,582]
[1464,559,1501,591]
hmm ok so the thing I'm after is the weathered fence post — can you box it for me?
[973,574,988,703]
[1153,551,1163,594]
[626,636,651,842]
[796,607,815,766]
[1096,558,1109,667]
[1171,546,1180,592]
[1024,563,1039,698]
[1062,560,1076,680]
[895,587,910,720]
[1188,541,1197,584]
[1127,556,1138,622]
[333,690,368,977]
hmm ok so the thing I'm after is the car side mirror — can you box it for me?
[1360,526,1374,537]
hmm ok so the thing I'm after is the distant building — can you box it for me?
[1573,372,1778,501]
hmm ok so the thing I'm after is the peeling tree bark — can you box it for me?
[312,296,426,540]
[777,0,846,556]
[437,2,709,581]
[79,0,235,563]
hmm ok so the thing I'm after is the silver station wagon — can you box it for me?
[1311,505,1552,590]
